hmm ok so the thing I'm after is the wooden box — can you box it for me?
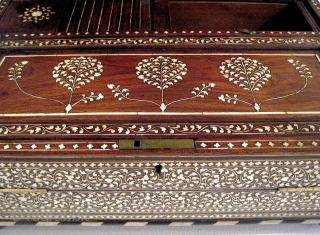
[0,0,320,223]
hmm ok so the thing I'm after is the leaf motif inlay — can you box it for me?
[8,57,104,114]
[218,57,312,112]
[108,56,215,112]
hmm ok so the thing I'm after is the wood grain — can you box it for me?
[0,0,320,223]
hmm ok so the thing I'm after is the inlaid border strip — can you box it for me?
[1,220,319,226]
[1,30,319,38]
[196,140,320,150]
[1,122,320,136]
[2,111,320,117]
[1,36,320,49]
[0,141,119,151]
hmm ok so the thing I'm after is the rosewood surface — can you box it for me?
[0,0,320,222]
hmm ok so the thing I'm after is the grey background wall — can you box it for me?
[1,224,320,235]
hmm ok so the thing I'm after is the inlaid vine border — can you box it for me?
[1,36,320,49]
[1,123,320,136]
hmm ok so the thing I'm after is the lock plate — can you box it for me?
[119,139,194,150]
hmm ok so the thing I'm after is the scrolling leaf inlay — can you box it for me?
[1,191,320,220]
[1,37,320,48]
[0,123,320,136]
[1,160,319,190]
[1,160,320,220]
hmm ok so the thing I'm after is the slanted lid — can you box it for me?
[0,52,319,122]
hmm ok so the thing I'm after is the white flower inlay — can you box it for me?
[58,144,65,150]
[214,143,221,148]
[200,142,207,148]
[16,144,23,150]
[101,144,108,149]
[255,142,262,148]
[227,143,234,149]
[73,144,79,149]
[283,142,290,147]
[30,144,37,149]
[87,144,94,149]
[242,142,248,148]
[268,142,275,147]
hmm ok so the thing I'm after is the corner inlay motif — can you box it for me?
[18,5,55,23]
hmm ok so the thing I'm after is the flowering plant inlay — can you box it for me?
[8,57,104,114]
[107,56,215,112]
[218,57,312,112]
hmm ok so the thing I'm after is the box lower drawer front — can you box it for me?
[1,158,320,221]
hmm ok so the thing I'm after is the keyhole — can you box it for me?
[155,165,162,174]
[134,140,140,147]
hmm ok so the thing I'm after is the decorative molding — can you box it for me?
[18,5,55,23]
[1,123,320,136]
[1,36,320,48]
[1,160,320,190]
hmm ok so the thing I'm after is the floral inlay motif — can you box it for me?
[1,123,320,136]
[1,160,320,220]
[18,5,55,23]
[8,57,104,114]
[107,56,215,112]
[218,57,312,112]
[1,160,320,190]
